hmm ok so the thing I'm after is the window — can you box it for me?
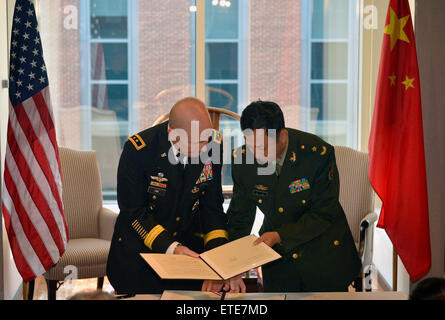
[301,0,360,148]
[80,0,134,199]
[205,0,247,185]
[205,0,239,113]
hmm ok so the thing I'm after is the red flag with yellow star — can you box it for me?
[369,0,431,281]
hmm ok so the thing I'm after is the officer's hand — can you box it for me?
[224,274,246,293]
[254,232,281,248]
[173,245,199,258]
[201,280,225,292]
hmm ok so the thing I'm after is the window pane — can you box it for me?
[206,43,238,80]
[310,83,347,120]
[311,42,348,80]
[206,0,238,39]
[90,0,128,39]
[91,84,128,121]
[219,115,241,186]
[311,0,349,39]
[91,43,128,80]
[206,83,237,112]
[310,122,348,146]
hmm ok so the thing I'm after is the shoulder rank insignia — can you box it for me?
[320,146,327,156]
[128,134,146,150]
[289,178,310,194]
[196,163,213,184]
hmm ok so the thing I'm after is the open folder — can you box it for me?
[141,235,281,280]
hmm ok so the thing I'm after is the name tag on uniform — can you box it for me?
[148,186,166,197]
[289,178,310,194]
[253,185,268,197]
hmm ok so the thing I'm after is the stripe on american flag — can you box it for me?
[7,101,67,247]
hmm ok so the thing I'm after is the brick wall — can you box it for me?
[249,0,301,129]
[137,0,193,130]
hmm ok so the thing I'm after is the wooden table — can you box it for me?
[121,291,408,300]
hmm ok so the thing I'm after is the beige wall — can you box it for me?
[416,0,445,281]
[360,0,389,153]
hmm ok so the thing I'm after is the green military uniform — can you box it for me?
[227,128,361,292]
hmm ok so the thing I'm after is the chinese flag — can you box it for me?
[369,0,431,281]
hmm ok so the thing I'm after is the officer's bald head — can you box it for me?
[168,97,213,158]
[169,97,212,132]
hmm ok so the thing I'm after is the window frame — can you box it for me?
[79,0,139,152]
[300,0,360,149]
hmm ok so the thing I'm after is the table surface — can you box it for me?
[121,291,408,300]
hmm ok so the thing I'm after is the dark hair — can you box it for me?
[240,101,285,135]
[68,290,117,300]
[409,277,445,300]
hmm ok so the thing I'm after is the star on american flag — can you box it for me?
[9,1,49,107]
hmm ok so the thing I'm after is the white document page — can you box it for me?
[141,253,221,280]
[199,234,281,280]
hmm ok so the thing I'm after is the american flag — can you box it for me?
[2,0,68,282]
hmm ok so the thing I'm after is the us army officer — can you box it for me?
[107,98,237,294]
[227,101,361,292]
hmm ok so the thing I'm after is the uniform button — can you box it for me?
[301,145,305,150]
[173,232,178,237]
[176,217,181,222]
[334,240,340,246]
[201,191,205,195]
[278,207,284,213]
[292,253,299,259]
[258,199,263,204]
[118,237,122,242]
[302,200,306,204]
[152,195,157,200]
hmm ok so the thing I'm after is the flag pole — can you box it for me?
[22,281,29,300]
[393,247,398,291]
